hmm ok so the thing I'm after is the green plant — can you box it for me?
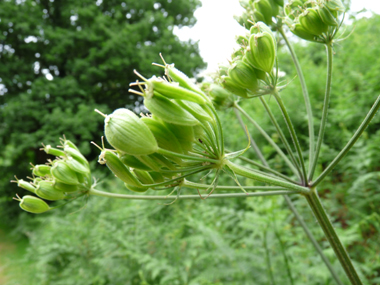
[10,1,380,284]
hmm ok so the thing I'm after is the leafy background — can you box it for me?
[1,1,380,284]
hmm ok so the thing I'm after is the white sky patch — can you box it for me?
[174,0,380,76]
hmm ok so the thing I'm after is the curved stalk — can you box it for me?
[305,188,363,284]
[308,43,333,181]
[279,28,315,173]
[311,95,380,187]
[89,188,300,200]
[226,161,309,194]
[234,103,300,178]
[273,91,308,184]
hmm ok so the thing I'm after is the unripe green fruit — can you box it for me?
[228,60,259,92]
[19,195,51,214]
[253,0,274,24]
[53,181,79,193]
[175,100,213,122]
[149,171,165,183]
[290,22,317,41]
[252,9,267,24]
[124,183,149,193]
[15,179,36,193]
[165,64,205,96]
[119,154,152,171]
[248,31,276,73]
[317,5,339,26]
[63,140,80,151]
[36,181,65,201]
[104,108,158,155]
[43,145,65,157]
[209,84,234,108]
[99,150,142,187]
[148,76,206,104]
[273,0,284,6]
[65,156,90,174]
[299,8,328,36]
[32,165,51,177]
[133,169,155,185]
[250,21,274,37]
[144,93,199,126]
[221,76,249,98]
[149,153,177,170]
[64,146,89,166]
[162,121,195,153]
[325,0,345,12]
[51,161,79,185]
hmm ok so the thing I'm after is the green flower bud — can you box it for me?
[298,8,328,36]
[18,195,51,214]
[248,31,276,73]
[36,181,66,201]
[221,76,249,98]
[13,178,36,193]
[99,150,142,187]
[53,181,79,193]
[103,108,158,155]
[141,117,184,163]
[228,60,259,92]
[119,153,152,171]
[148,76,206,104]
[51,161,80,185]
[32,164,51,177]
[144,93,199,126]
[175,100,213,122]
[124,183,149,193]
[65,156,90,174]
[325,0,345,12]
[43,145,65,157]
[317,5,339,26]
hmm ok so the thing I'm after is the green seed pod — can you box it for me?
[248,31,276,73]
[99,150,142,187]
[135,155,164,172]
[119,153,152,171]
[165,64,205,96]
[290,21,317,41]
[141,117,184,162]
[32,165,51,177]
[193,125,205,140]
[228,60,259,92]
[53,181,79,193]
[253,0,273,24]
[148,76,206,104]
[149,171,165,183]
[250,21,274,37]
[317,5,339,26]
[18,195,51,214]
[218,65,229,77]
[63,139,80,151]
[221,76,249,98]
[51,161,79,185]
[124,183,149,193]
[284,0,305,19]
[43,145,65,157]
[252,9,267,24]
[104,108,158,155]
[273,0,284,6]
[36,181,66,201]
[65,156,90,174]
[325,0,345,12]
[162,121,195,153]
[209,84,234,109]
[144,93,199,126]
[299,8,328,36]
[14,179,36,193]
[175,100,213,122]
[133,169,155,185]
[64,146,89,166]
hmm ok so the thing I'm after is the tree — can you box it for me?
[0,0,205,221]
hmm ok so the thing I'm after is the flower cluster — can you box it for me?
[217,21,277,98]
[284,0,345,42]
[12,139,92,213]
[95,58,225,192]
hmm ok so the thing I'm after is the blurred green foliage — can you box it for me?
[0,0,205,222]
[2,6,380,285]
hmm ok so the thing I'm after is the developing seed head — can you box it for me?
[14,195,51,214]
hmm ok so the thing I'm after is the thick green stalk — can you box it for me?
[283,196,343,285]
[308,43,333,181]
[305,188,363,284]
[279,28,315,172]
[311,95,380,187]
[89,188,300,200]
[259,96,302,177]
[226,161,309,194]
[234,104,300,178]
[183,180,284,191]
[274,91,308,184]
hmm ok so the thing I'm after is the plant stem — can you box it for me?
[308,43,333,181]
[183,180,285,191]
[234,104,300,178]
[226,161,309,194]
[311,95,380,187]
[283,196,343,285]
[157,148,220,164]
[89,188,300,200]
[279,28,315,173]
[234,108,268,165]
[305,188,363,284]
[259,97,302,174]
[273,91,308,184]
[263,230,275,285]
